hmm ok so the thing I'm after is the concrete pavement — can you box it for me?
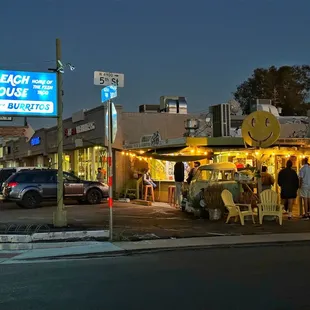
[1,201,310,242]
[1,232,310,263]
[1,244,310,309]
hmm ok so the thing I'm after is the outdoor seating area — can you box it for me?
[221,188,285,226]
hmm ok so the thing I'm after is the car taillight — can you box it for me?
[8,182,18,188]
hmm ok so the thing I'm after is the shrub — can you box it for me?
[203,184,225,212]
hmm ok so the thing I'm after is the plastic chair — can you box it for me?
[258,190,283,225]
[221,189,255,225]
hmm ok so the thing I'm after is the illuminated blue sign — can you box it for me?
[30,136,41,146]
[101,85,117,103]
[0,70,57,117]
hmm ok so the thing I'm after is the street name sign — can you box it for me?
[94,71,124,88]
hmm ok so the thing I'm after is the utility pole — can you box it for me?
[107,99,113,241]
[53,38,67,227]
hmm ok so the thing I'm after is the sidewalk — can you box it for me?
[1,232,310,264]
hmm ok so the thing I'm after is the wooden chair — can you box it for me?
[168,186,176,205]
[221,189,255,225]
[258,190,283,225]
[144,185,155,202]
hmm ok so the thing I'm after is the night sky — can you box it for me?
[1,0,310,129]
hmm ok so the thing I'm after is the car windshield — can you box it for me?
[195,169,212,181]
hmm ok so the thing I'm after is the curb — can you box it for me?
[14,239,310,262]
[0,230,109,243]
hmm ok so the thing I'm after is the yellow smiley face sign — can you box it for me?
[241,111,281,147]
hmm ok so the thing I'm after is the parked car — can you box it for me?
[2,169,108,209]
[187,162,241,209]
[0,167,48,194]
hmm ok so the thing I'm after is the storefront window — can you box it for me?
[74,146,107,181]
[48,153,72,171]
[149,159,189,181]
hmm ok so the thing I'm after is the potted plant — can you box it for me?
[203,184,225,221]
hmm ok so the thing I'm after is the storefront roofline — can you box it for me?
[143,154,209,162]
[123,136,310,151]
[123,137,187,150]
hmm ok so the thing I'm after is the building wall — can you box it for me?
[18,128,47,159]
[121,112,198,144]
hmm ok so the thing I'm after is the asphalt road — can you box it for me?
[0,245,309,310]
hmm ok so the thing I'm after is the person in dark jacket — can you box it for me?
[186,161,200,184]
[277,160,299,219]
[174,162,185,207]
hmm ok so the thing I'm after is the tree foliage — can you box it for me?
[233,65,310,116]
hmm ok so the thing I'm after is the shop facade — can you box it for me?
[0,103,200,197]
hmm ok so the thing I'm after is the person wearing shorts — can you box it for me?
[278,160,299,220]
[299,158,310,219]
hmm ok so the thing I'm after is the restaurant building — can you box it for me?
[0,96,198,195]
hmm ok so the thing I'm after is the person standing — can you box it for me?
[96,167,104,183]
[186,161,201,185]
[174,161,185,208]
[278,160,299,220]
[261,166,275,192]
[299,157,310,219]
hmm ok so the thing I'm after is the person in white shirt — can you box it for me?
[299,158,310,219]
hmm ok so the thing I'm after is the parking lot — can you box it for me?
[1,200,310,240]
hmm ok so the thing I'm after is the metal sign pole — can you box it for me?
[107,99,113,241]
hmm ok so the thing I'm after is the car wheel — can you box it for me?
[86,188,102,205]
[21,191,41,209]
